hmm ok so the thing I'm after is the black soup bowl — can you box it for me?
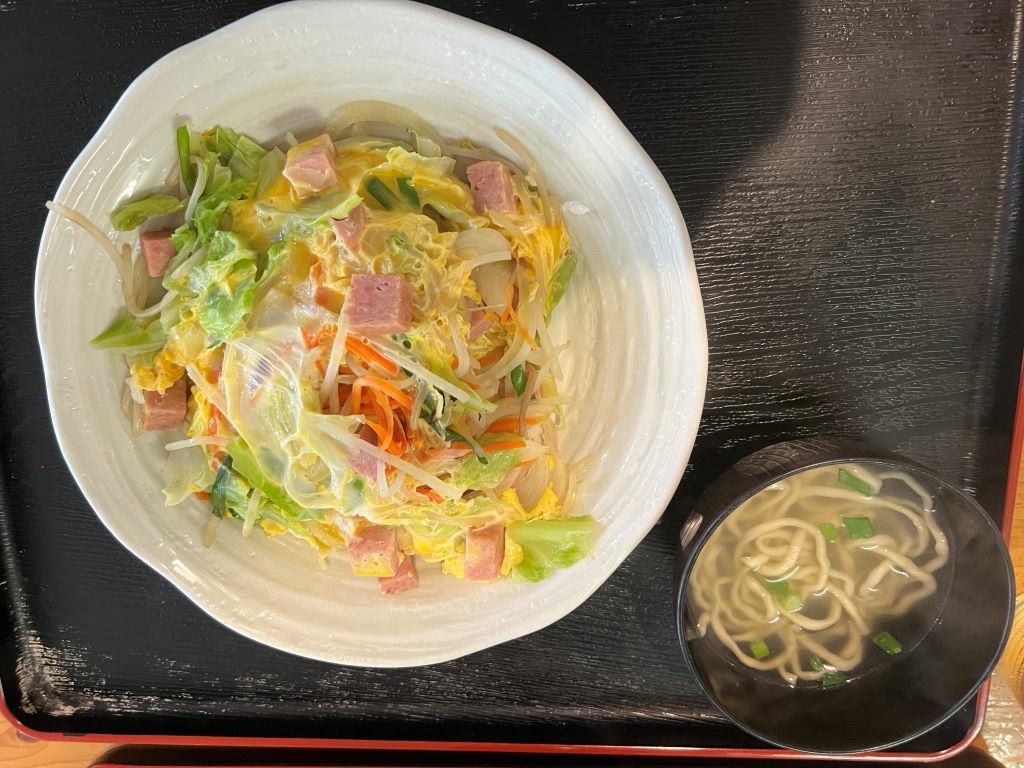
[675,438,1015,755]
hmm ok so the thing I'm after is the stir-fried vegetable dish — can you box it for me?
[47,102,593,595]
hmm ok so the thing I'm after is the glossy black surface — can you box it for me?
[2,0,1022,755]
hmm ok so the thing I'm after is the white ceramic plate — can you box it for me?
[35,0,707,667]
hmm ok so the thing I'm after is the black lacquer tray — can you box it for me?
[2,0,1022,761]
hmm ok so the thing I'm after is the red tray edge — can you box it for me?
[0,687,988,764]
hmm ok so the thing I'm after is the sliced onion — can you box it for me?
[455,228,509,259]
[448,144,524,172]
[513,456,550,510]
[326,101,446,153]
[496,127,553,225]
[456,228,514,273]
[472,260,514,308]
[413,132,442,157]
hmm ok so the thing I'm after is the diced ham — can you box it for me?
[140,230,176,277]
[345,273,413,335]
[466,161,516,214]
[331,203,366,253]
[378,554,419,595]
[140,377,188,431]
[283,133,338,197]
[468,308,492,341]
[465,524,505,582]
[348,524,400,577]
[348,424,379,479]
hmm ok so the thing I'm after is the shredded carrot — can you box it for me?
[509,306,535,348]
[417,486,445,504]
[303,324,337,350]
[346,335,398,375]
[451,438,526,453]
[478,346,505,367]
[353,375,413,411]
[362,418,390,445]
[500,281,514,323]
[498,282,535,347]
[371,390,395,452]
[336,383,352,407]
[387,425,407,456]
[310,261,322,283]
[485,416,539,434]
[195,491,210,501]
[206,409,220,436]
[314,326,336,347]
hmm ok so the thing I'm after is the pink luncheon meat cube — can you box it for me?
[331,203,367,253]
[140,230,177,277]
[348,524,400,577]
[466,161,516,214]
[345,274,412,335]
[378,555,419,595]
[348,424,379,479]
[465,524,505,582]
[283,133,338,197]
[140,377,188,431]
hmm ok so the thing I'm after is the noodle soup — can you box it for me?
[685,463,953,688]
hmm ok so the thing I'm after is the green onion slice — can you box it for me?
[365,176,400,209]
[176,125,195,193]
[396,176,421,209]
[764,579,803,612]
[838,467,873,496]
[509,364,528,396]
[842,515,875,540]
[820,671,847,687]
[445,427,488,465]
[820,521,839,542]
[209,455,234,519]
[873,631,903,655]
[750,640,771,660]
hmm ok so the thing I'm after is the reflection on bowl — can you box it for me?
[675,437,1015,754]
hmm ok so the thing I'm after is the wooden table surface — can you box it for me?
[4,467,1023,767]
